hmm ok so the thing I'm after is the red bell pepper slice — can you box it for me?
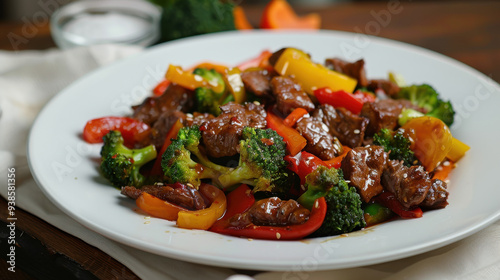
[352,89,376,104]
[314,87,365,115]
[374,192,423,219]
[323,146,351,169]
[266,109,307,156]
[236,50,272,71]
[83,116,150,146]
[150,119,184,176]
[152,79,171,96]
[210,184,327,240]
[284,151,327,185]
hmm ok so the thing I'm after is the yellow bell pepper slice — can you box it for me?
[273,48,357,94]
[177,184,227,230]
[224,67,246,104]
[165,64,225,94]
[446,137,470,162]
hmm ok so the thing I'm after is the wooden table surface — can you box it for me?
[1,1,499,279]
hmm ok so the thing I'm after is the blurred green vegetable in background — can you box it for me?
[149,0,236,43]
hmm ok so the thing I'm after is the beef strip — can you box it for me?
[137,110,186,150]
[132,84,194,126]
[295,117,342,160]
[241,70,273,97]
[202,102,266,158]
[229,197,310,228]
[360,99,419,136]
[325,58,369,87]
[381,159,432,209]
[313,104,368,148]
[341,146,388,203]
[121,183,207,210]
[420,179,449,209]
[271,76,315,115]
[185,112,215,127]
[367,79,400,97]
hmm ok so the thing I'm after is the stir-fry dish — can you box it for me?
[83,47,470,240]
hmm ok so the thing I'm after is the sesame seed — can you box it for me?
[194,75,203,82]
[276,232,281,240]
[248,238,253,241]
[443,161,450,166]
[353,129,360,134]
[186,183,194,189]
[144,221,150,224]
[253,101,261,106]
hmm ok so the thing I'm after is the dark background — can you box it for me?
[0,0,463,22]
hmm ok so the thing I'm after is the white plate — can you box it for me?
[28,30,500,271]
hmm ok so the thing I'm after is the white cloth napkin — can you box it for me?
[0,45,499,280]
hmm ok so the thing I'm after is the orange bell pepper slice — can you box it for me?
[266,109,307,156]
[136,192,185,221]
[260,0,321,29]
[165,64,225,93]
[234,6,253,30]
[283,108,309,127]
[192,62,228,75]
[153,62,227,96]
[432,161,455,181]
[136,184,227,230]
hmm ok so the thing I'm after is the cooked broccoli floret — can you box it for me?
[161,126,230,187]
[396,84,455,126]
[100,131,157,187]
[153,0,236,43]
[373,128,417,167]
[193,68,230,116]
[298,166,365,237]
[217,127,289,193]
[426,100,454,126]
